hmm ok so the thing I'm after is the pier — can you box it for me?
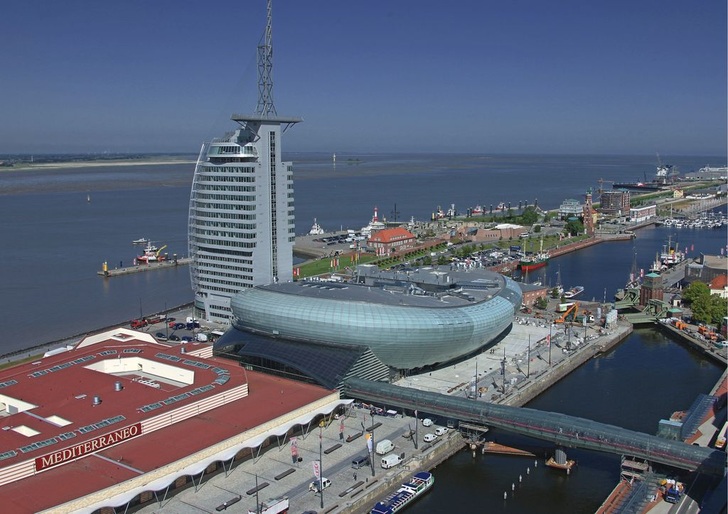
[97,258,192,277]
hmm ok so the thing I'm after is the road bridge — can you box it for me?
[344,378,726,476]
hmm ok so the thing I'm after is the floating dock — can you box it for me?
[97,258,192,277]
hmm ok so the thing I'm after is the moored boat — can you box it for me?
[137,242,167,263]
[562,285,584,299]
[519,252,549,272]
[308,218,325,236]
[371,471,434,514]
[132,238,149,245]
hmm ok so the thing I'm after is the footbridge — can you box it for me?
[343,378,726,476]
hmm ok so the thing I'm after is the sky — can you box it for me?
[0,1,726,156]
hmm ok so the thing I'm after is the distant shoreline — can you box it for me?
[2,158,195,172]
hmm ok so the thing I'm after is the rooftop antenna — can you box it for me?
[255,0,276,117]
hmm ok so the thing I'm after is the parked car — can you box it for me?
[174,323,186,330]
[423,433,437,443]
[181,336,193,342]
[435,427,449,436]
[309,477,331,493]
[351,455,370,469]
[169,335,180,341]
[155,332,168,341]
[422,418,433,427]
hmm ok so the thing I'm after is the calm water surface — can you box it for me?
[0,154,725,511]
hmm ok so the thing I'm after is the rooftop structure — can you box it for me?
[188,0,302,323]
[0,329,340,512]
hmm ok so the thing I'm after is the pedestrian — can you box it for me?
[353,472,357,481]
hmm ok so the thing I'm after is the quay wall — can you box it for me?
[655,322,728,366]
[500,322,634,407]
[339,431,465,514]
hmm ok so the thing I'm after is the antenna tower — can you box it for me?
[256,0,276,117]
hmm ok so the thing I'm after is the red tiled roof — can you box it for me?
[709,274,727,289]
[368,227,415,244]
[0,332,334,513]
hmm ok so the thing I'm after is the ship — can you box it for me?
[137,242,167,263]
[562,286,584,299]
[370,471,434,514]
[613,159,678,191]
[470,205,484,216]
[519,252,549,272]
[308,218,325,236]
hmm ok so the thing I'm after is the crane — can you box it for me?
[156,245,167,257]
[597,178,614,196]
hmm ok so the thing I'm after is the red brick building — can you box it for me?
[368,227,417,256]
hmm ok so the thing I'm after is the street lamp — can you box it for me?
[318,420,324,509]
[369,411,376,477]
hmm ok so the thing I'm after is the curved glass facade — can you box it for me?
[230,279,521,370]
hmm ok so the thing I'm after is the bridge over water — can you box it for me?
[344,378,726,476]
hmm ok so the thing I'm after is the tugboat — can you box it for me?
[370,472,434,514]
[137,242,167,263]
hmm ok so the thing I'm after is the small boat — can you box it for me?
[308,218,325,236]
[132,238,149,245]
[371,471,434,514]
[470,205,484,215]
[137,242,167,263]
[562,286,584,299]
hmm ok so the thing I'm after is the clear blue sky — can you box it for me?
[1,1,726,156]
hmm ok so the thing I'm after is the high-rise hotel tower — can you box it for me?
[188,1,301,322]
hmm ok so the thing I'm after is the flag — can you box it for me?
[365,432,373,452]
[312,460,321,479]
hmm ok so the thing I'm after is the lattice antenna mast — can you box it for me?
[255,0,276,117]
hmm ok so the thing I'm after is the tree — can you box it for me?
[683,281,727,324]
[564,218,584,237]
[683,281,710,303]
[520,206,539,226]
[535,296,549,309]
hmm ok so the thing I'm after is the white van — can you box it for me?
[381,454,402,469]
[375,439,394,455]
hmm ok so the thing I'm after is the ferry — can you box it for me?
[371,471,434,514]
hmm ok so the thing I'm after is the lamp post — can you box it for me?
[369,410,376,477]
[319,420,324,509]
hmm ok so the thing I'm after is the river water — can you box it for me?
[0,153,725,511]
[1,153,724,354]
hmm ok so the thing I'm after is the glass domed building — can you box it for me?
[215,265,522,387]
